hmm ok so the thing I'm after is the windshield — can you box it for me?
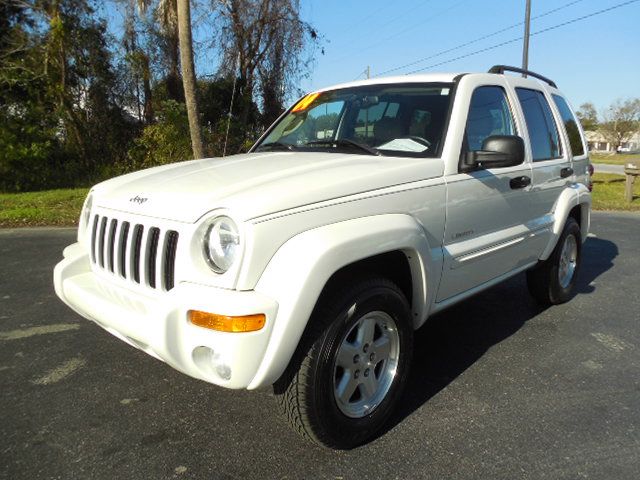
[254,83,453,157]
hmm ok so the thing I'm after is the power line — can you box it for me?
[376,0,587,77]
[398,0,640,75]
[332,0,469,65]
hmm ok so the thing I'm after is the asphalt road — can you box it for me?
[1,212,639,480]
[593,163,625,175]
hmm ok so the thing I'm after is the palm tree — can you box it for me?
[137,0,205,159]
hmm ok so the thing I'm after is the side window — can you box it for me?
[465,86,516,152]
[552,94,585,157]
[516,88,561,161]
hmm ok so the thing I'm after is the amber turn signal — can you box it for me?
[291,92,320,113]
[188,310,266,333]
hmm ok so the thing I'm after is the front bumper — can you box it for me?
[53,243,278,389]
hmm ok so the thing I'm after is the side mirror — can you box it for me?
[464,135,525,169]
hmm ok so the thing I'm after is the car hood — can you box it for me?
[93,151,444,223]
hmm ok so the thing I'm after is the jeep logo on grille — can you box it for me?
[130,195,148,205]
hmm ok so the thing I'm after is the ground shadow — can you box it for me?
[377,236,619,440]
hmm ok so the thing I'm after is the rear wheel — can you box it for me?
[527,217,582,305]
[274,277,413,449]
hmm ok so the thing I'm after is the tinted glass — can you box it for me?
[465,86,516,151]
[257,83,453,158]
[516,88,561,161]
[552,94,585,156]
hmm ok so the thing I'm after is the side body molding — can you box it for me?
[539,184,592,261]
[248,214,437,389]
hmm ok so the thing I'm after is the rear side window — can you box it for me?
[552,94,585,156]
[465,86,516,152]
[516,88,561,161]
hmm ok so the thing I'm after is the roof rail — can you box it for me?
[488,65,557,88]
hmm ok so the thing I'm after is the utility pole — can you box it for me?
[366,66,370,79]
[522,0,531,76]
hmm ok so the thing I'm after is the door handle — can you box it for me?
[510,176,531,189]
[560,167,574,178]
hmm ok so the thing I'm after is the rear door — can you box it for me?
[512,85,573,243]
[551,93,590,188]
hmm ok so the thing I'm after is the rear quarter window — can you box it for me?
[552,94,585,157]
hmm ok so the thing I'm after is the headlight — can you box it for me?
[203,216,240,273]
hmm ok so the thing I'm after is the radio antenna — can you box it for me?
[223,53,240,157]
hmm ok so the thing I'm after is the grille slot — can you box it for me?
[90,215,99,263]
[147,227,160,289]
[118,222,130,278]
[107,219,117,272]
[132,224,144,284]
[97,217,107,268]
[163,231,179,291]
[90,214,178,291]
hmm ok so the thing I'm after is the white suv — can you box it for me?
[54,65,592,449]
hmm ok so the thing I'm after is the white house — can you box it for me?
[585,130,640,153]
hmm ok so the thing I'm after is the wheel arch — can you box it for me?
[540,184,591,261]
[248,214,435,389]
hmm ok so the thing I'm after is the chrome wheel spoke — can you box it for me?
[361,373,378,398]
[336,371,359,404]
[374,336,391,361]
[357,317,376,346]
[558,234,578,288]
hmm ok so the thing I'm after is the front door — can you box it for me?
[437,82,539,302]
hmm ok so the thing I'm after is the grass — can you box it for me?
[590,153,640,166]
[0,174,637,229]
[591,173,640,212]
[0,188,89,228]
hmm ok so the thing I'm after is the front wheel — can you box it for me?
[527,217,582,305]
[274,277,413,449]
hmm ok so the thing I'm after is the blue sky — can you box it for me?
[104,0,640,113]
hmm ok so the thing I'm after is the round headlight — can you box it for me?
[203,216,240,273]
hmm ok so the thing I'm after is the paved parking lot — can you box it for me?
[1,211,639,480]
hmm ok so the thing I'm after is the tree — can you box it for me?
[576,102,598,131]
[1,0,134,191]
[599,98,640,150]
[137,0,204,159]
[176,0,204,158]
[215,0,319,128]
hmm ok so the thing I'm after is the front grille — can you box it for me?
[90,214,179,291]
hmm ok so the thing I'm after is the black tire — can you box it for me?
[273,276,413,449]
[527,217,582,306]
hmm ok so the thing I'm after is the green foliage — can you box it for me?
[591,173,640,211]
[126,100,196,170]
[598,98,640,149]
[0,107,65,192]
[0,188,89,227]
[0,0,136,192]
[0,0,316,194]
[576,102,598,131]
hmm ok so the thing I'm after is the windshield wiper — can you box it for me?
[256,141,297,151]
[305,139,381,156]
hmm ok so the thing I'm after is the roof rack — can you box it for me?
[488,65,557,88]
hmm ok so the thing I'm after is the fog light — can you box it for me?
[188,310,265,333]
[192,346,232,381]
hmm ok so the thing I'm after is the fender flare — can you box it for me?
[247,214,435,389]
[540,184,591,261]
